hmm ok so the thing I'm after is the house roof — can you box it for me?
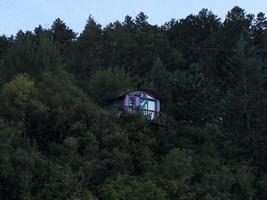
[109,89,160,101]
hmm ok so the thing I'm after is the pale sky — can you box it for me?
[0,0,266,36]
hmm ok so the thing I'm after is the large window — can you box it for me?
[140,98,156,119]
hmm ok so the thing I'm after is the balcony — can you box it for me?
[114,106,167,127]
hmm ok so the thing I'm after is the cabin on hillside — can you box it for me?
[108,89,167,126]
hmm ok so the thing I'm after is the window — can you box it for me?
[140,98,156,120]
[128,95,137,113]
[130,96,136,107]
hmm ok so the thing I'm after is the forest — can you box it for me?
[0,6,266,200]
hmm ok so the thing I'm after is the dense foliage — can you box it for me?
[0,6,267,200]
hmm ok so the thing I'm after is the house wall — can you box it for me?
[156,100,160,112]
[136,96,140,109]
[124,95,129,107]
[126,91,160,112]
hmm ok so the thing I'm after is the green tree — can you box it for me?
[71,16,102,82]
[158,148,194,199]
[221,31,267,167]
[0,74,37,126]
[51,18,76,58]
[135,12,150,30]
[51,18,76,45]
[169,63,219,124]
[89,67,131,103]
[100,175,167,200]
[27,70,98,150]
[223,6,254,48]
[0,120,36,200]
[234,165,256,200]
[0,35,9,60]
[0,32,62,81]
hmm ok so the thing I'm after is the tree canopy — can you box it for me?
[0,6,267,200]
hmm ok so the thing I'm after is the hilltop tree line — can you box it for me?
[0,6,267,200]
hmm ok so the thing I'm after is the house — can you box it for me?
[108,89,166,126]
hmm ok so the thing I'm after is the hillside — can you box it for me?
[0,6,267,200]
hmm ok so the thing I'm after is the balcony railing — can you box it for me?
[114,106,167,126]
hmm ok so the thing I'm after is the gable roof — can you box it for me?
[109,89,160,102]
[128,89,160,100]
